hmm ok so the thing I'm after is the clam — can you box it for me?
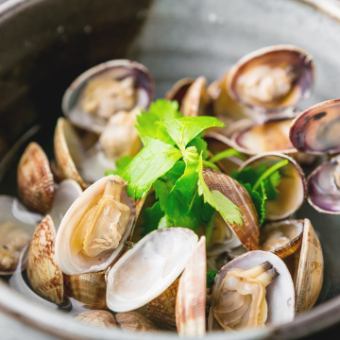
[106,228,199,328]
[54,117,114,188]
[228,45,314,113]
[165,78,194,103]
[231,117,296,155]
[203,170,259,255]
[76,310,118,328]
[62,60,154,134]
[293,219,323,313]
[55,175,135,275]
[75,310,157,331]
[307,155,340,214]
[17,142,55,214]
[209,250,295,330]
[99,108,141,159]
[261,219,303,259]
[65,271,106,308]
[0,196,42,275]
[27,215,64,305]
[240,153,306,221]
[176,237,206,336]
[290,99,340,154]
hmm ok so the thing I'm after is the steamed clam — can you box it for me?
[17,142,55,214]
[106,228,199,328]
[55,175,135,274]
[239,153,306,221]
[0,196,41,275]
[62,59,154,134]
[228,45,314,113]
[209,250,295,330]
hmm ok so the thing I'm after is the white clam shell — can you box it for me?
[106,228,198,312]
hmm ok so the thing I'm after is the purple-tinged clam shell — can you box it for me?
[62,59,154,133]
[228,45,314,113]
[307,155,340,214]
[290,99,340,155]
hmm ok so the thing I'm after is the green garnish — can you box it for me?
[209,148,244,164]
[110,99,242,234]
[207,269,218,288]
[232,159,289,225]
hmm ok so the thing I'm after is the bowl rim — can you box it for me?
[0,0,340,338]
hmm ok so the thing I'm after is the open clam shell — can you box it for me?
[54,175,136,275]
[62,59,154,133]
[17,142,55,214]
[240,153,306,221]
[54,118,115,189]
[27,215,64,305]
[209,250,295,330]
[294,219,323,313]
[203,170,259,251]
[228,45,314,113]
[0,196,42,275]
[176,237,206,336]
[165,78,194,103]
[307,156,340,214]
[290,99,340,154]
[231,117,296,155]
[261,219,304,259]
[106,228,198,328]
[76,310,118,328]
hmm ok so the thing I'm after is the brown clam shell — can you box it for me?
[116,311,158,332]
[294,219,324,313]
[76,310,118,328]
[140,278,179,329]
[17,142,55,214]
[27,215,64,305]
[261,219,304,259]
[181,76,210,116]
[54,117,87,189]
[165,78,194,103]
[203,170,259,250]
[176,237,206,336]
[64,270,106,308]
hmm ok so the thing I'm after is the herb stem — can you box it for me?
[253,159,289,191]
[209,148,242,163]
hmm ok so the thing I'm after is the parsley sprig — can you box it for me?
[108,99,243,234]
[232,159,289,224]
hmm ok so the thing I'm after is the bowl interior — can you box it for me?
[0,0,340,338]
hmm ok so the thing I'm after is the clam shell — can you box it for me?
[228,45,314,112]
[290,99,340,154]
[261,219,304,259]
[54,117,87,189]
[181,76,209,116]
[116,311,158,332]
[240,153,306,221]
[203,170,259,250]
[27,215,64,305]
[75,310,118,328]
[55,175,136,275]
[106,228,198,315]
[210,250,295,328]
[294,219,323,313]
[307,156,340,214]
[62,59,154,134]
[17,142,55,214]
[0,196,42,275]
[231,117,296,155]
[165,78,194,103]
[176,237,206,336]
[65,271,106,308]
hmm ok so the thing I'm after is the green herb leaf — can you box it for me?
[207,269,218,288]
[209,148,243,164]
[142,202,164,235]
[121,138,182,199]
[164,116,224,150]
[197,155,243,226]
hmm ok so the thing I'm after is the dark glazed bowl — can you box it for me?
[1,0,340,339]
